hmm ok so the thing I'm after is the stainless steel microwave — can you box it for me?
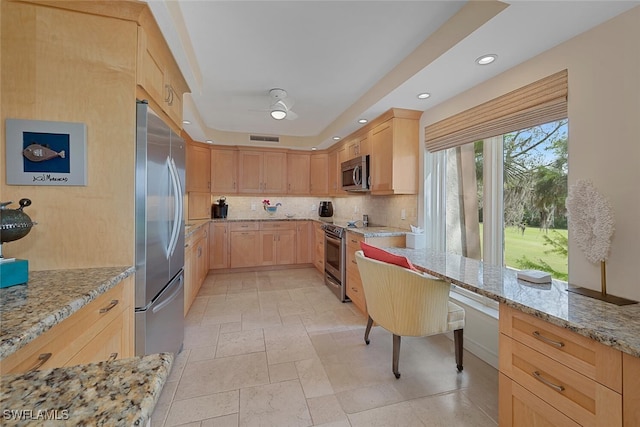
[341,155,370,191]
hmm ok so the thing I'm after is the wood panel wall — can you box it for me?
[1,1,138,269]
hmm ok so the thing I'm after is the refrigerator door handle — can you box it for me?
[167,156,182,257]
[152,274,183,314]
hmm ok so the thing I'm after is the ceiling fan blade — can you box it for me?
[285,110,298,120]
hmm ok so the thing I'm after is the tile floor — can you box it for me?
[151,268,498,426]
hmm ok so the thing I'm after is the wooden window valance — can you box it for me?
[424,69,568,152]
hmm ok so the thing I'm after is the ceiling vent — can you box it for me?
[250,134,280,143]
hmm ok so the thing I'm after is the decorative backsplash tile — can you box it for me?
[211,194,418,230]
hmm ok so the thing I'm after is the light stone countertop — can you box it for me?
[386,247,640,358]
[0,266,135,360]
[0,352,173,426]
[188,218,410,239]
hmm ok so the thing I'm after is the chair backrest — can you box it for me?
[355,251,452,337]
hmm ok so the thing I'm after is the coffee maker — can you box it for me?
[318,201,333,217]
[212,197,229,219]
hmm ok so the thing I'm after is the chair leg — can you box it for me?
[454,328,464,372]
[364,315,373,345]
[392,334,401,379]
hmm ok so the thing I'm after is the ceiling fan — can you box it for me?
[268,88,298,120]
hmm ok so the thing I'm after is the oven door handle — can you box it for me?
[326,274,341,288]
[325,234,342,245]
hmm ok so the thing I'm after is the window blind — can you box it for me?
[425,69,568,152]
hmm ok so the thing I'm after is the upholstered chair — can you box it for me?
[355,250,465,379]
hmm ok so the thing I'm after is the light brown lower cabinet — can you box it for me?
[295,221,314,265]
[225,221,315,269]
[184,224,209,315]
[229,222,260,268]
[0,276,134,374]
[313,221,324,273]
[259,221,296,266]
[499,303,624,426]
[209,222,229,270]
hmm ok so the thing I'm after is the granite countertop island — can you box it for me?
[0,267,173,426]
[0,352,173,426]
[387,247,640,358]
[0,266,135,359]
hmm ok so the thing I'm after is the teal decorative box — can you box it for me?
[0,259,29,288]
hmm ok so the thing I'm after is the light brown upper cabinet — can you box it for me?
[186,142,211,193]
[336,146,350,195]
[136,26,188,130]
[310,154,329,195]
[328,150,338,196]
[287,153,311,194]
[348,133,370,158]
[370,115,419,195]
[238,150,287,194]
[211,147,238,194]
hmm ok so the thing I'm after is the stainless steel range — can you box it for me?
[322,223,348,302]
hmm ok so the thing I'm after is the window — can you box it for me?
[430,119,568,280]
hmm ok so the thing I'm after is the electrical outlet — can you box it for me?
[354,205,359,213]
[401,209,406,220]
[311,204,316,212]
[251,203,256,211]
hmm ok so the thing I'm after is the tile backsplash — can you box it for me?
[211,194,418,230]
[332,194,418,230]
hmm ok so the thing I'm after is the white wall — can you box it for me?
[421,6,640,301]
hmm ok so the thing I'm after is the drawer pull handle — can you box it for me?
[352,260,357,264]
[100,300,119,313]
[29,353,52,372]
[351,239,358,243]
[532,331,564,348]
[533,371,565,392]
[108,352,118,361]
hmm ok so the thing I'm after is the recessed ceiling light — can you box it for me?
[332,136,341,141]
[417,92,431,99]
[182,120,191,125]
[311,147,317,151]
[205,140,213,144]
[476,54,497,65]
[358,119,368,124]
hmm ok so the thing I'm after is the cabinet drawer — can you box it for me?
[499,304,622,392]
[1,279,130,374]
[347,270,366,313]
[499,373,581,427]
[346,234,364,251]
[500,335,621,426]
[65,309,129,366]
[261,221,296,231]
[230,222,259,231]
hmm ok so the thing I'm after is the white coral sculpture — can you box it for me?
[565,180,615,264]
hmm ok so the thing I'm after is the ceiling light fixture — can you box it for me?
[358,119,368,124]
[476,54,497,65]
[332,136,341,141]
[182,120,191,125]
[417,92,431,99]
[270,109,287,120]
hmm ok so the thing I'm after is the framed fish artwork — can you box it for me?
[5,118,87,186]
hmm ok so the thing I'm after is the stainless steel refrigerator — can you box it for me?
[134,100,185,356]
